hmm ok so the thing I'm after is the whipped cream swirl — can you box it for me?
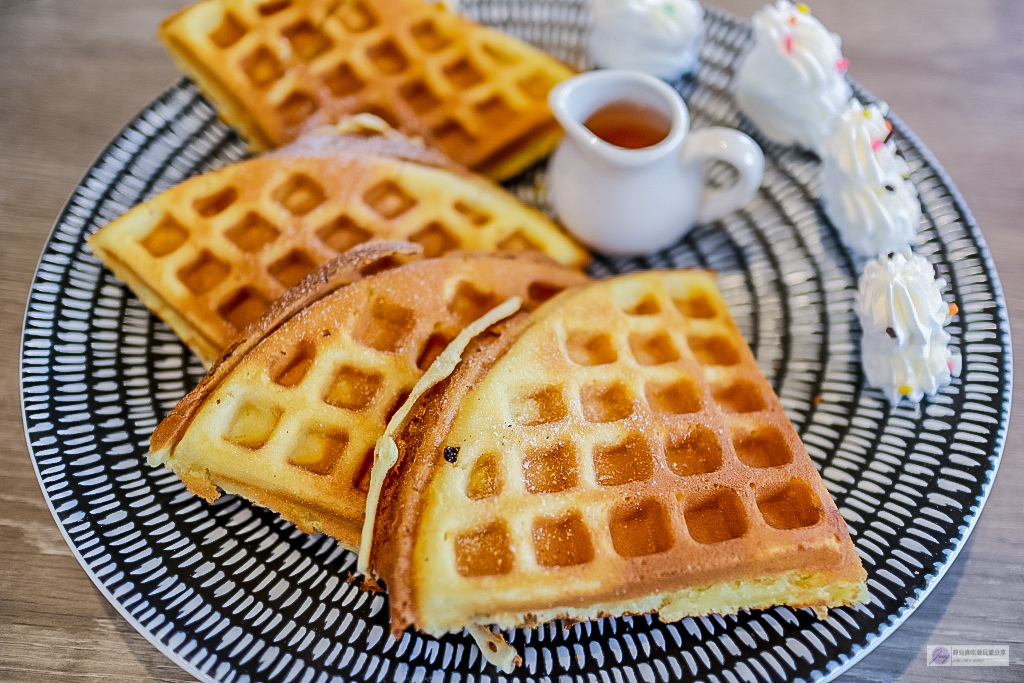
[856,249,961,404]
[821,101,920,257]
[733,0,851,151]
[589,0,705,80]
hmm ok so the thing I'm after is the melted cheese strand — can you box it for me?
[357,297,523,575]
[467,625,521,673]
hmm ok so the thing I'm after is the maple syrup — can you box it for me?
[583,100,672,149]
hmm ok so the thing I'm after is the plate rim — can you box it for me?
[17,81,242,683]
[19,35,1013,683]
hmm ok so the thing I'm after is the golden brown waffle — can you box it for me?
[88,123,587,365]
[148,244,590,550]
[373,270,867,637]
[159,0,575,179]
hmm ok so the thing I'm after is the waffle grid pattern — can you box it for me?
[164,0,573,173]
[428,274,834,599]
[210,314,420,497]
[170,259,585,540]
[20,3,1010,682]
[92,152,576,362]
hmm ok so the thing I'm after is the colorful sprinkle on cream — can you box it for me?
[783,34,794,54]
[899,385,913,395]
[796,2,810,13]
[836,57,849,71]
[949,303,959,317]
[872,139,884,152]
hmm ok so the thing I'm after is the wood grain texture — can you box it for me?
[0,1,1020,681]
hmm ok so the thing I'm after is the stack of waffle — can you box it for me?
[144,259,867,664]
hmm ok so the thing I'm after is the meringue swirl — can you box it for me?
[821,101,920,257]
[856,249,961,404]
[733,0,851,151]
[589,0,705,80]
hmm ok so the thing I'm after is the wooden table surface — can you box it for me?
[1,1,1020,681]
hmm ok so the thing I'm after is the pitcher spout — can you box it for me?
[547,79,581,134]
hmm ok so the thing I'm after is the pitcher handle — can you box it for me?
[680,128,765,223]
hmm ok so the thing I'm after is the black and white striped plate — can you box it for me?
[20,3,1011,682]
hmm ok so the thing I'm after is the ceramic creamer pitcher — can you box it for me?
[548,70,765,254]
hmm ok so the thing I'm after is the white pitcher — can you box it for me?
[548,70,765,255]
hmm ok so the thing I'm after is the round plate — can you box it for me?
[20,3,1011,682]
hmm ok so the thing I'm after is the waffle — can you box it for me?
[148,243,590,550]
[159,0,576,179]
[88,121,588,366]
[372,270,867,637]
